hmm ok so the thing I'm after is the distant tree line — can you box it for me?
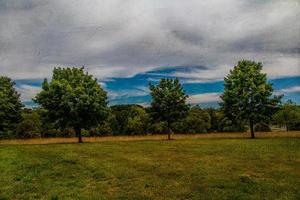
[1,60,300,142]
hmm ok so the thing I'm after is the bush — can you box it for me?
[173,107,211,134]
[149,122,168,134]
[289,122,300,131]
[15,110,42,138]
[15,120,41,138]
[110,105,149,135]
[254,123,271,132]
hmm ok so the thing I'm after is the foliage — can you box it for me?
[205,108,219,132]
[2,63,300,139]
[205,108,247,132]
[109,105,149,135]
[0,76,23,138]
[254,122,271,132]
[148,122,168,134]
[149,78,189,139]
[217,110,248,132]
[126,107,149,135]
[272,100,300,131]
[16,109,42,138]
[220,60,281,138]
[173,107,211,133]
[34,67,108,142]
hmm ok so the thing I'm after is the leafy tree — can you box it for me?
[273,100,300,131]
[149,78,189,140]
[0,76,23,137]
[110,105,132,135]
[96,110,115,136]
[148,122,168,134]
[254,122,271,132]
[35,67,108,143]
[16,108,42,138]
[127,106,149,135]
[110,104,149,135]
[173,107,211,134]
[220,60,281,138]
[205,108,219,132]
[217,109,248,132]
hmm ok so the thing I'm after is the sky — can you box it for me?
[0,0,299,107]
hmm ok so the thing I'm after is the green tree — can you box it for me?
[149,78,189,140]
[127,106,149,135]
[220,60,281,138]
[273,100,300,131]
[16,108,42,138]
[96,110,116,136]
[110,104,149,135]
[34,67,108,143]
[0,76,23,137]
[205,108,219,132]
[218,109,248,132]
[173,107,211,134]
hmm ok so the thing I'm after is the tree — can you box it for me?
[34,67,108,143]
[217,109,248,132]
[126,106,149,135]
[205,108,219,132]
[16,108,42,138]
[109,104,149,135]
[149,78,189,140]
[173,107,211,134]
[0,76,23,138]
[220,60,281,138]
[273,100,300,131]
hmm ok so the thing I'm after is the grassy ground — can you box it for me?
[1,131,300,145]
[0,133,299,199]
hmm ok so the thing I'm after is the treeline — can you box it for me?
[1,60,300,141]
[2,103,300,139]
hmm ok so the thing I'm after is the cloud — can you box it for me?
[187,92,221,104]
[15,84,41,101]
[136,102,150,108]
[0,0,299,81]
[275,85,300,96]
[107,86,149,100]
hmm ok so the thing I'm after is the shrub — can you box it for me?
[254,123,271,132]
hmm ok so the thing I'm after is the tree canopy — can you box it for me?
[0,76,23,137]
[149,78,189,140]
[273,100,300,131]
[173,107,211,134]
[220,60,281,138]
[34,67,108,142]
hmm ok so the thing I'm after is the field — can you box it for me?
[0,132,300,200]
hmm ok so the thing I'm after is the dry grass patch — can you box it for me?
[1,131,300,145]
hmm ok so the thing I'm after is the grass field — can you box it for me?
[0,132,300,200]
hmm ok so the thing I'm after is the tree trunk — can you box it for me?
[167,122,171,140]
[286,125,289,132]
[250,120,255,139]
[75,128,83,143]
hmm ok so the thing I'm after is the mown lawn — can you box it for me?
[0,137,299,200]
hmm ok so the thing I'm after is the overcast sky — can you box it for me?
[1,0,299,106]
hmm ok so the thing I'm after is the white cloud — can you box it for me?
[275,86,300,96]
[107,87,149,100]
[187,92,221,104]
[0,0,299,80]
[16,84,42,101]
[171,65,231,83]
[137,102,150,108]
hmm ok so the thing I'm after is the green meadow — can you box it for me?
[0,136,299,200]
